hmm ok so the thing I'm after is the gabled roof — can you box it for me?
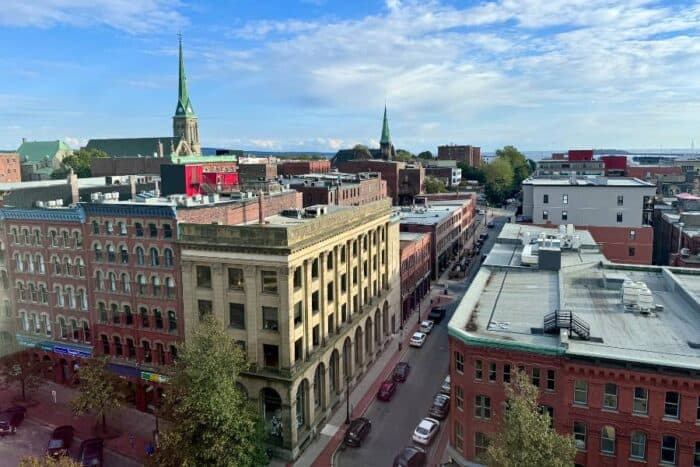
[85,137,177,158]
[174,35,195,119]
[17,140,71,162]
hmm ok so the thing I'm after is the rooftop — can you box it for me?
[523,176,654,187]
[0,176,156,192]
[396,205,460,226]
[400,231,428,244]
[449,223,700,372]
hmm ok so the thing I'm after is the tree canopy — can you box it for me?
[424,176,446,194]
[394,149,414,162]
[495,145,531,188]
[151,315,266,467]
[70,356,126,433]
[52,148,107,179]
[486,371,576,467]
[458,162,486,184]
[483,158,514,204]
[417,151,434,160]
[351,144,372,159]
[2,355,49,401]
[20,456,81,467]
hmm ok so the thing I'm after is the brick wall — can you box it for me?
[0,153,21,183]
[277,160,331,176]
[91,157,171,177]
[337,160,401,204]
[176,190,302,225]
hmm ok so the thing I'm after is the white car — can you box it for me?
[419,320,434,334]
[412,417,440,445]
[409,332,427,347]
[440,375,451,394]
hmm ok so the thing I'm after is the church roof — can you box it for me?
[174,35,195,119]
[85,137,177,158]
[380,105,391,145]
[17,140,71,162]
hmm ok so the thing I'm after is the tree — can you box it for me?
[394,149,414,162]
[1,356,48,401]
[70,356,126,433]
[483,158,514,204]
[151,315,266,467]
[417,151,434,160]
[20,456,81,467]
[486,371,576,467]
[52,148,107,179]
[424,176,446,194]
[352,144,372,159]
[458,162,486,183]
[495,145,531,189]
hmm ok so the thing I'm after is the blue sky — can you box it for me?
[2,0,700,153]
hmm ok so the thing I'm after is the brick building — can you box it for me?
[424,166,461,187]
[238,158,278,187]
[277,159,331,177]
[0,153,21,183]
[286,172,387,207]
[437,145,481,166]
[652,194,700,268]
[447,223,700,467]
[336,160,424,205]
[399,232,430,325]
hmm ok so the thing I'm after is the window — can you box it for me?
[450,351,463,374]
[573,421,586,450]
[118,221,127,235]
[664,391,680,419]
[532,368,540,387]
[197,300,212,320]
[293,267,302,288]
[196,266,212,288]
[105,221,113,234]
[168,310,176,332]
[543,194,549,203]
[124,306,133,325]
[140,307,150,327]
[137,274,146,295]
[600,425,615,455]
[107,244,115,262]
[154,309,163,329]
[152,276,161,296]
[474,359,482,380]
[135,223,143,237]
[546,369,555,391]
[454,421,463,451]
[488,362,496,382]
[503,364,511,383]
[697,396,700,421]
[694,441,700,467]
[474,432,488,459]
[543,210,549,221]
[455,385,463,410]
[616,212,623,223]
[126,339,135,359]
[327,281,334,302]
[617,195,624,206]
[603,383,618,410]
[327,253,333,270]
[562,194,568,204]
[136,247,144,265]
[91,221,99,234]
[312,324,320,347]
[475,395,491,419]
[311,258,319,279]
[562,210,568,221]
[574,380,588,405]
[630,431,646,460]
[262,306,278,331]
[661,436,677,465]
[261,270,277,293]
[98,302,107,323]
[163,224,172,238]
[150,247,159,267]
[629,229,636,240]
[121,273,130,293]
[120,245,129,263]
[629,247,636,257]
[164,248,173,267]
[228,268,244,289]
[294,301,303,327]
[312,291,319,313]
[149,223,158,237]
[143,341,152,363]
[341,273,347,293]
[633,387,648,415]
[263,344,279,369]
[229,303,245,329]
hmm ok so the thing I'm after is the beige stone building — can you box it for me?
[179,199,401,461]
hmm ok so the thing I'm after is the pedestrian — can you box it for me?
[146,442,154,456]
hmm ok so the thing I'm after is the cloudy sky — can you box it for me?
[2,0,700,153]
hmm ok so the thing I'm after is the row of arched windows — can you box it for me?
[91,220,173,240]
[99,333,177,365]
[15,281,88,310]
[9,226,83,249]
[13,253,86,277]
[92,243,173,267]
[96,301,177,333]
[93,270,176,299]
[18,310,90,343]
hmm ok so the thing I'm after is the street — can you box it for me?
[336,213,505,467]
[0,418,141,467]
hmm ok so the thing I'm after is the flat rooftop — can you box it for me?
[397,205,459,226]
[0,176,159,191]
[449,224,700,372]
[400,231,428,243]
[523,176,654,187]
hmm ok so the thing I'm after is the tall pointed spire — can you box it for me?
[175,33,195,118]
[380,103,391,144]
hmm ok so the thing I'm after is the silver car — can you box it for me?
[412,417,440,445]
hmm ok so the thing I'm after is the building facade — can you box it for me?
[286,172,387,207]
[178,199,401,461]
[424,166,461,187]
[277,160,331,177]
[399,232,431,325]
[437,145,481,166]
[0,153,21,183]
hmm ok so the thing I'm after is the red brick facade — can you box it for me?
[290,177,387,207]
[399,233,431,323]
[437,145,481,166]
[449,341,700,467]
[337,160,401,204]
[585,225,653,265]
[0,153,21,183]
[277,160,331,176]
[175,190,302,225]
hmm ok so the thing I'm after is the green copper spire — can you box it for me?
[175,34,195,118]
[380,104,391,144]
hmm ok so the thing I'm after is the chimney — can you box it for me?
[68,168,79,204]
[258,191,265,224]
[129,175,137,200]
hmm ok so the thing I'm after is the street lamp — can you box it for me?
[345,376,352,425]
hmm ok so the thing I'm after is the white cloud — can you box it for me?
[0,0,186,34]
[63,136,87,148]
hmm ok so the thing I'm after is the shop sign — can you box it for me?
[140,371,168,383]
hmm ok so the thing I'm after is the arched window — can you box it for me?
[124,305,133,325]
[91,221,99,234]
[108,272,117,291]
[14,253,23,272]
[35,254,45,274]
[26,254,34,273]
[78,289,87,310]
[137,275,146,295]
[76,257,85,277]
[66,286,75,309]
[82,321,91,343]
[54,286,63,307]
[95,271,104,290]
[94,243,102,261]
[118,221,127,235]
[100,334,109,355]
[140,307,149,327]
[52,256,61,275]
[64,257,72,276]
[33,229,41,245]
[28,283,37,302]
[111,303,119,324]
[121,273,130,293]
[150,247,159,267]
[22,228,29,244]
[136,247,145,265]
[168,310,177,332]
[165,277,175,298]
[70,318,79,340]
[120,245,129,264]
[164,248,173,267]
[98,302,107,323]
[154,308,163,329]
[152,276,161,297]
[42,314,51,336]
[105,221,113,234]
[19,311,28,332]
[107,244,115,263]
[39,284,48,304]
[58,317,68,338]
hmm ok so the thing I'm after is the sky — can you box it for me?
[2,0,700,154]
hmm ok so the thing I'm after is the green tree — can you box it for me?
[394,149,414,162]
[458,162,486,183]
[152,315,266,467]
[486,371,576,467]
[495,145,531,189]
[483,158,514,204]
[70,356,126,433]
[424,176,446,194]
[20,456,81,467]
[2,356,48,401]
[352,144,372,159]
[52,148,107,179]
[417,151,434,160]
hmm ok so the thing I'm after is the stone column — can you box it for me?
[318,251,326,349]
[278,265,292,368]
[303,259,313,359]
[243,266,260,366]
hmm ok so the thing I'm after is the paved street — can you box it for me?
[336,214,505,467]
[0,418,140,467]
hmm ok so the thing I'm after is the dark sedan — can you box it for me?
[376,380,398,401]
[78,438,104,467]
[428,306,446,324]
[392,445,427,467]
[0,406,26,435]
[428,393,450,420]
[392,361,410,382]
[344,417,371,447]
[47,425,75,458]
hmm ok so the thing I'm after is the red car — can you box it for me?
[376,380,398,401]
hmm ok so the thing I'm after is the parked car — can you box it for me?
[440,375,451,395]
[78,438,104,467]
[392,445,427,467]
[0,406,26,435]
[487,220,495,228]
[47,425,75,458]
[412,417,440,445]
[409,332,427,347]
[428,393,451,420]
[479,232,489,241]
[376,380,398,401]
[344,417,371,447]
[419,320,434,334]
[392,362,410,382]
[428,306,446,324]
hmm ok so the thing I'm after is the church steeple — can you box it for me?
[379,104,395,160]
[173,34,201,155]
[380,104,391,145]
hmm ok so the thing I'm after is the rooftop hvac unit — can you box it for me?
[47,200,57,207]
[680,248,690,257]
[55,199,64,206]
[35,201,44,208]
[90,192,101,201]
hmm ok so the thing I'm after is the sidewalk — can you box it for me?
[296,284,454,467]
[0,379,157,464]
